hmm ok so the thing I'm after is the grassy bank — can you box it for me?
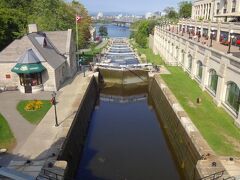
[17,100,52,124]
[0,113,15,149]
[131,40,164,65]
[161,67,240,156]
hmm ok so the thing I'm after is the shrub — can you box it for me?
[24,100,43,111]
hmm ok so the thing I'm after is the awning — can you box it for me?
[11,63,46,74]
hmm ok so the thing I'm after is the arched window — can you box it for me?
[188,55,192,71]
[225,82,240,114]
[197,61,203,80]
[208,69,218,94]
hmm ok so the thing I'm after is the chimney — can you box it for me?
[28,24,38,33]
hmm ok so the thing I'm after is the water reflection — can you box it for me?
[76,85,181,180]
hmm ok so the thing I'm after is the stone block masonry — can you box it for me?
[149,75,231,179]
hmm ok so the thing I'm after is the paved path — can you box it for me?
[3,71,94,177]
[172,30,240,58]
[0,91,53,154]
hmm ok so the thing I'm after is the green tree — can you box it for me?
[135,31,147,48]
[0,8,27,50]
[164,7,178,19]
[179,1,192,18]
[99,26,108,37]
[71,0,92,48]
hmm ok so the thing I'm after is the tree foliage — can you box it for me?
[179,1,192,18]
[132,20,157,48]
[98,26,108,37]
[0,0,91,50]
[164,7,178,19]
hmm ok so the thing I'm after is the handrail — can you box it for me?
[200,170,225,180]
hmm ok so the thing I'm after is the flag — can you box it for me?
[76,15,81,23]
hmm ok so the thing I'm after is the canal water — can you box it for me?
[95,23,131,38]
[75,86,181,179]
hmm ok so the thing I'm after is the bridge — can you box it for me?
[112,17,137,26]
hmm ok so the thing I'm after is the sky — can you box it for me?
[77,0,186,14]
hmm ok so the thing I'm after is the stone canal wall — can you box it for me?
[149,75,230,179]
[58,76,99,179]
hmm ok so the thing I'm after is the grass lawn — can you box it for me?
[0,113,15,149]
[161,66,240,156]
[131,40,164,65]
[17,100,52,124]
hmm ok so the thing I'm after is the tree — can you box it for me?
[164,7,178,19]
[135,32,147,48]
[99,26,108,37]
[0,0,92,50]
[179,1,192,18]
[0,8,27,50]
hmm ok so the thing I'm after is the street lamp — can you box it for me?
[189,27,192,39]
[210,28,215,47]
[198,29,201,42]
[51,92,59,127]
[227,30,234,54]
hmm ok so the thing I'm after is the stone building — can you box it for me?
[192,0,240,22]
[0,24,77,93]
[150,26,240,127]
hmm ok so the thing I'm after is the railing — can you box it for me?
[36,168,64,180]
[200,170,225,180]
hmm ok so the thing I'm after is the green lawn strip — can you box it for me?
[130,40,164,65]
[161,66,240,156]
[17,100,52,124]
[0,113,15,149]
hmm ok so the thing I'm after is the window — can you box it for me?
[188,55,192,71]
[19,73,42,86]
[208,69,218,94]
[225,82,240,114]
[6,74,11,79]
[197,61,203,80]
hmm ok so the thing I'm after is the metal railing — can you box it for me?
[36,168,64,180]
[200,170,225,180]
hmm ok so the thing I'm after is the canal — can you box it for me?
[95,23,131,38]
[75,86,181,180]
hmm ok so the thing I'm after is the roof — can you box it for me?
[45,31,69,54]
[0,31,69,69]
[17,48,41,64]
[28,32,66,69]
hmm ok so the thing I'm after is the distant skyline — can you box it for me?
[74,0,188,14]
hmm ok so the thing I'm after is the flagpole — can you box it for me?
[76,14,79,71]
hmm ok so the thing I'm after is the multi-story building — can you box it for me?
[192,0,240,22]
[150,26,240,127]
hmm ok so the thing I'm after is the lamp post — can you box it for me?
[51,92,58,127]
[210,28,215,47]
[198,29,201,42]
[227,30,234,54]
[189,27,192,39]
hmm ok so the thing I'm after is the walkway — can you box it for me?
[6,71,94,177]
[0,91,53,166]
[0,91,53,153]
[171,29,240,58]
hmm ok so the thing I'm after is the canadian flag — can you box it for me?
[76,15,81,23]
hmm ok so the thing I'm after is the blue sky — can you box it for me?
[77,0,185,14]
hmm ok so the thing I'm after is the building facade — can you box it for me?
[151,26,240,127]
[192,0,240,22]
[0,24,77,93]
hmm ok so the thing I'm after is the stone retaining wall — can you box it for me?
[149,75,230,179]
[58,76,99,179]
